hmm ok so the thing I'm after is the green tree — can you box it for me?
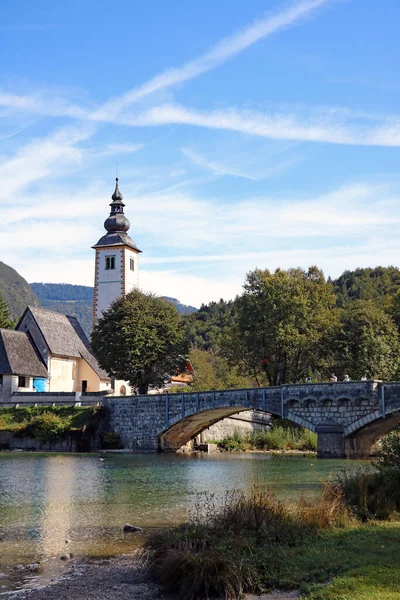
[330,300,400,380]
[0,295,15,329]
[92,289,188,394]
[188,348,254,391]
[221,266,337,386]
[333,266,400,309]
[185,299,235,351]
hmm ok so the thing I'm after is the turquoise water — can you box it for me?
[0,452,364,595]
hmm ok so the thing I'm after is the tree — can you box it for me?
[91,289,188,394]
[188,348,254,392]
[0,295,15,329]
[221,267,337,386]
[185,299,235,351]
[330,300,400,380]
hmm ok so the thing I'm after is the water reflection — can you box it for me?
[0,452,363,595]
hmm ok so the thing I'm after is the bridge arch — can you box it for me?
[158,406,282,451]
[344,407,400,456]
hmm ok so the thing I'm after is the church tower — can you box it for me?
[92,178,142,323]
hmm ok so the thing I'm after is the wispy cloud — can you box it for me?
[181,147,257,180]
[122,104,400,147]
[91,0,331,121]
[0,125,92,197]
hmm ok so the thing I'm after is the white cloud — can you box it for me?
[0,125,92,197]
[181,147,257,180]
[92,0,330,121]
[122,103,400,147]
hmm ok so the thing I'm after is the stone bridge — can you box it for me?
[105,380,400,458]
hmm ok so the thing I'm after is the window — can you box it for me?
[0,375,3,386]
[81,380,88,393]
[18,376,26,388]
[130,258,135,271]
[105,255,116,270]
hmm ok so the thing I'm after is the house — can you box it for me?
[0,328,49,395]
[0,306,111,395]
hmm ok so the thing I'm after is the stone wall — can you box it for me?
[198,410,271,442]
[0,430,78,452]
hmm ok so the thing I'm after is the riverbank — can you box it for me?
[12,521,400,600]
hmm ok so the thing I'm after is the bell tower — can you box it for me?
[92,178,142,323]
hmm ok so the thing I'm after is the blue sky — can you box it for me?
[1,0,399,307]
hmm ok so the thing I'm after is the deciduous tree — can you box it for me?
[221,267,337,385]
[92,289,188,394]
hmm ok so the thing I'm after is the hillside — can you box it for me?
[0,262,39,321]
[30,283,197,337]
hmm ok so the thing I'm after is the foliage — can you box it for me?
[185,299,235,351]
[377,430,400,471]
[100,432,123,449]
[92,289,188,394]
[0,406,103,443]
[0,294,15,328]
[0,261,39,321]
[188,348,254,391]
[330,300,400,380]
[221,266,337,386]
[217,426,317,452]
[335,467,400,521]
[333,266,400,308]
[146,485,352,600]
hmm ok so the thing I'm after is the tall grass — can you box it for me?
[146,484,351,600]
[217,426,317,452]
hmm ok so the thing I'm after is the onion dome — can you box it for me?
[104,178,131,233]
[92,178,142,252]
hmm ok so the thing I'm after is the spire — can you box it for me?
[104,178,130,233]
[111,177,124,203]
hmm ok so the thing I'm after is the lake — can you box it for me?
[0,452,364,595]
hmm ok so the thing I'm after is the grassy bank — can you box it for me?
[146,485,400,600]
[146,432,400,599]
[0,406,103,443]
[216,425,317,452]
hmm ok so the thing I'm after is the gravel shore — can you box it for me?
[14,553,164,600]
[12,553,300,600]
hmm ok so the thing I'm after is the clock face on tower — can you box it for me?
[92,179,142,324]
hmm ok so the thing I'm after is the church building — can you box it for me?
[0,178,140,397]
[92,177,142,323]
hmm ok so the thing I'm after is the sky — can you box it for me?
[0,0,399,308]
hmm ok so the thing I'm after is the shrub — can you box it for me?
[335,467,400,521]
[377,430,400,472]
[217,426,317,452]
[27,413,67,442]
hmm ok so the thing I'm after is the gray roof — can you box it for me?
[92,231,142,252]
[22,307,110,380]
[0,329,48,377]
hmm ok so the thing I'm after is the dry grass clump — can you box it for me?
[146,485,351,600]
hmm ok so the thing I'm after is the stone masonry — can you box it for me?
[105,381,400,458]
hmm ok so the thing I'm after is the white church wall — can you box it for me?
[123,248,140,292]
[96,247,123,320]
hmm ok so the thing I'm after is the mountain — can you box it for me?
[0,262,40,321]
[162,296,197,315]
[30,283,197,337]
